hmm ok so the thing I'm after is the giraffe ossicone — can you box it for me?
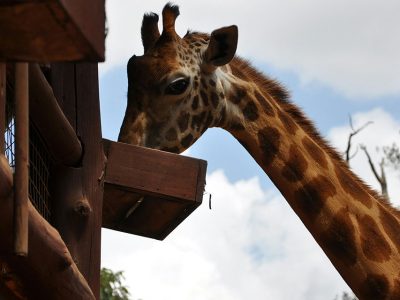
[119,3,400,299]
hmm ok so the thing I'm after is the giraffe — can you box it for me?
[118,4,400,299]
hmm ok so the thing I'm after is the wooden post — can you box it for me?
[0,63,5,154]
[13,63,29,256]
[51,63,104,299]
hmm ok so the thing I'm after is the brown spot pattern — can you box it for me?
[293,175,336,222]
[358,274,389,300]
[181,134,193,148]
[204,112,213,129]
[319,208,358,267]
[257,127,281,167]
[229,122,245,131]
[200,78,207,88]
[210,92,219,108]
[192,95,199,110]
[191,111,207,131]
[335,165,373,208]
[162,146,180,153]
[231,87,247,104]
[200,90,209,106]
[379,206,400,252]
[278,110,297,135]
[281,146,308,182]
[243,101,259,121]
[255,90,275,116]
[302,137,328,168]
[178,112,190,132]
[165,128,177,141]
[357,214,392,262]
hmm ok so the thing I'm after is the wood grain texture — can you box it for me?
[0,194,95,299]
[50,63,104,299]
[104,140,206,201]
[0,1,104,61]
[0,63,5,153]
[102,140,207,240]
[13,63,29,256]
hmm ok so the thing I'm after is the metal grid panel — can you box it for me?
[4,87,53,221]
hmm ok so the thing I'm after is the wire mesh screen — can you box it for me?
[4,81,53,221]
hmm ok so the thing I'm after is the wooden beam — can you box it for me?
[50,63,104,299]
[29,63,82,166]
[0,181,95,299]
[0,1,105,61]
[13,63,29,256]
[0,154,13,201]
[0,63,5,154]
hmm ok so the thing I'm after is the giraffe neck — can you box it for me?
[218,57,400,299]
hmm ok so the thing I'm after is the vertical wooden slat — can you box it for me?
[13,63,29,256]
[75,63,104,299]
[0,63,5,154]
[50,63,104,299]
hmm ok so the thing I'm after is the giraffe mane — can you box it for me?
[230,56,400,216]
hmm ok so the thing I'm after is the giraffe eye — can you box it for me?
[165,78,189,95]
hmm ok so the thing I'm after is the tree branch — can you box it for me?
[360,144,389,200]
[344,116,373,164]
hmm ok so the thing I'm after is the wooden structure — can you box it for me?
[103,140,206,240]
[0,2,206,299]
[0,1,105,61]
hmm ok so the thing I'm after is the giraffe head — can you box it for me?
[118,3,238,153]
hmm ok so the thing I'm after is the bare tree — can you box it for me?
[359,144,388,200]
[343,116,373,164]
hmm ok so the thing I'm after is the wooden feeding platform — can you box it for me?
[103,140,207,240]
[0,0,105,62]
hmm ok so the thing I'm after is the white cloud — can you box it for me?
[101,0,400,99]
[102,170,350,300]
[328,107,400,206]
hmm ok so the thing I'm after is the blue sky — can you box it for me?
[100,1,400,299]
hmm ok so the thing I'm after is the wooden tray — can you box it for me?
[102,140,207,240]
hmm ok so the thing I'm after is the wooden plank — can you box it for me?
[0,63,5,153]
[102,140,207,240]
[0,154,13,205]
[75,63,104,299]
[13,63,29,256]
[51,63,104,298]
[60,0,105,61]
[104,140,205,201]
[0,1,104,61]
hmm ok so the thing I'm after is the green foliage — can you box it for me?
[100,268,131,300]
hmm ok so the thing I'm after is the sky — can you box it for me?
[99,1,400,299]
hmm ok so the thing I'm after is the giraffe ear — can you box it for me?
[205,25,238,67]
